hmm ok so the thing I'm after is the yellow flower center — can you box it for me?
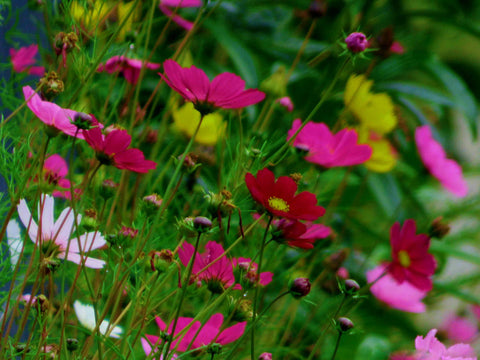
[398,250,411,268]
[268,197,290,212]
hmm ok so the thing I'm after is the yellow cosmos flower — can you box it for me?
[172,103,225,146]
[358,127,397,173]
[70,1,138,40]
[344,74,397,135]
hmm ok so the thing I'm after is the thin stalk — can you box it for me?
[251,215,273,360]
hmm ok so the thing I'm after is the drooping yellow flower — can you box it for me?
[70,1,138,40]
[344,74,397,135]
[357,127,397,173]
[172,103,225,146]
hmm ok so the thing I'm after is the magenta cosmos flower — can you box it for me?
[43,154,81,199]
[161,59,265,114]
[83,126,157,173]
[142,313,246,355]
[415,329,477,360]
[389,219,436,291]
[440,314,478,343]
[23,86,89,138]
[288,119,372,168]
[17,194,106,269]
[10,44,45,76]
[367,264,427,313]
[159,0,202,31]
[272,218,331,249]
[245,168,325,221]
[415,125,468,197]
[97,56,160,84]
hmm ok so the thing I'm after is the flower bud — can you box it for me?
[142,194,163,216]
[429,217,450,239]
[336,317,354,332]
[289,173,302,184]
[98,179,118,200]
[228,297,253,322]
[193,216,213,232]
[39,71,64,100]
[66,338,79,352]
[276,96,294,112]
[308,0,327,18]
[176,217,197,238]
[259,352,273,360]
[345,32,369,53]
[344,279,360,294]
[289,277,311,299]
[149,249,173,273]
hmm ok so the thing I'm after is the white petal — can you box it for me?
[64,252,106,269]
[38,194,54,240]
[68,232,106,253]
[17,199,39,243]
[7,219,23,269]
[73,300,123,338]
[52,207,75,248]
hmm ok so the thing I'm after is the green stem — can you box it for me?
[163,231,203,360]
[251,215,273,360]
[330,332,342,360]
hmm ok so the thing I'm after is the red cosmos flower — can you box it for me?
[389,219,437,291]
[83,126,157,173]
[97,56,160,85]
[160,59,265,114]
[272,218,331,249]
[245,168,325,221]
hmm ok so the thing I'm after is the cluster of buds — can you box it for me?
[38,71,64,100]
[54,31,79,67]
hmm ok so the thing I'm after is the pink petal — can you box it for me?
[113,148,157,173]
[217,321,246,345]
[104,130,131,155]
[68,232,106,253]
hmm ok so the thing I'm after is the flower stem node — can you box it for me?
[259,352,273,360]
[336,317,354,333]
[193,216,213,233]
[207,343,222,355]
[66,338,79,352]
[289,277,311,299]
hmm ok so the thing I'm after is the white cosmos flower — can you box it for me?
[6,219,22,269]
[17,194,106,269]
[74,300,123,338]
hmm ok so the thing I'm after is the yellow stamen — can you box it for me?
[398,250,411,267]
[268,197,290,212]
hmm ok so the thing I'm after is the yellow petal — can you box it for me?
[357,127,397,173]
[172,103,225,146]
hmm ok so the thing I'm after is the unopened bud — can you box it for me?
[289,277,311,298]
[99,179,118,200]
[39,71,64,99]
[142,194,163,216]
[149,249,173,273]
[344,279,360,294]
[207,343,222,355]
[66,338,79,352]
[193,216,213,232]
[345,32,369,53]
[289,173,302,184]
[336,317,354,332]
[259,353,273,360]
[429,217,450,239]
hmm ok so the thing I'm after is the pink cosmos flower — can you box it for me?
[415,125,468,197]
[17,194,106,269]
[440,314,478,343]
[232,257,273,287]
[97,55,160,84]
[43,154,80,199]
[271,218,331,249]
[415,329,477,360]
[142,313,246,356]
[178,240,236,292]
[287,119,372,168]
[23,86,90,139]
[367,264,427,313]
[10,44,45,76]
[276,96,294,112]
[389,219,436,291]
[161,59,265,114]
[83,126,157,173]
[159,0,202,31]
